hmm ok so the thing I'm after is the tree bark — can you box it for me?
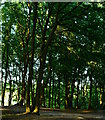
[26,3,37,113]
[65,74,70,109]
[88,71,93,110]
[52,71,54,108]
[2,23,11,106]
[9,71,12,106]
[33,10,58,114]
[48,78,51,108]
[76,79,80,109]
[69,80,75,109]
[57,76,60,108]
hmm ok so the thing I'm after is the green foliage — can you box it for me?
[1,2,105,110]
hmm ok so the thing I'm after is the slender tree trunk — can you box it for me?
[95,82,98,108]
[100,86,103,108]
[83,84,85,103]
[15,70,19,103]
[19,2,33,106]
[65,75,70,109]
[88,72,93,110]
[55,87,57,108]
[43,89,46,107]
[69,81,75,109]
[48,77,51,108]
[18,71,20,102]
[2,23,11,106]
[48,57,51,108]
[57,77,60,108]
[52,72,54,108]
[19,62,27,106]
[9,71,12,106]
[76,80,80,109]
[2,42,9,106]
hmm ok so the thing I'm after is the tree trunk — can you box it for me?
[2,23,11,106]
[52,72,54,108]
[33,50,46,114]
[69,81,75,109]
[2,37,9,106]
[48,78,51,108]
[88,73,93,110]
[19,61,27,106]
[57,77,60,108]
[33,6,58,114]
[48,57,51,108]
[26,3,37,113]
[18,71,21,103]
[76,80,80,109]
[65,75,70,109]
[9,71,12,106]
[55,87,57,108]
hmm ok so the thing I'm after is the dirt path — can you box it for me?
[0,106,105,120]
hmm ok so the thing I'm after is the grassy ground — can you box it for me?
[0,106,105,120]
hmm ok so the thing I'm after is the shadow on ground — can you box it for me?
[0,106,105,120]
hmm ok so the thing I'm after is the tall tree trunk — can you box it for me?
[9,71,12,106]
[65,75,70,109]
[19,61,27,106]
[48,77,51,108]
[33,50,46,114]
[52,72,54,108]
[76,80,80,109]
[33,6,59,114]
[100,86,103,108]
[55,87,57,108]
[26,3,37,113]
[18,71,20,103]
[88,72,93,110]
[15,69,18,103]
[48,57,51,108]
[69,80,75,109]
[19,2,33,106]
[57,77,60,109]
[2,27,10,106]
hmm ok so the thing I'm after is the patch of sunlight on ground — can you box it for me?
[77,116,85,119]
[82,110,92,113]
[16,112,29,115]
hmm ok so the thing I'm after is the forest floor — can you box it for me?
[0,105,105,120]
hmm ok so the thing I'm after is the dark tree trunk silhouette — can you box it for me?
[2,24,11,106]
[9,71,12,106]
[26,3,37,113]
[88,69,93,110]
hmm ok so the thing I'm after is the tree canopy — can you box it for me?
[1,2,105,114]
